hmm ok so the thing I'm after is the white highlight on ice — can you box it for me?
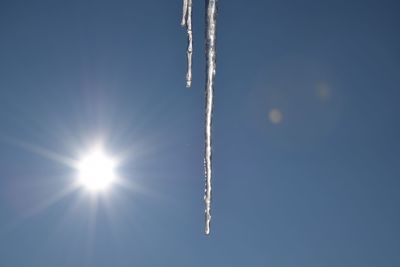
[181,0,193,88]
[204,0,217,235]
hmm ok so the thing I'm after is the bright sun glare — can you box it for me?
[77,146,117,192]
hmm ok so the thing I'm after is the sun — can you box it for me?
[77,146,118,192]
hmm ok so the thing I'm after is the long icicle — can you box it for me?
[181,0,193,88]
[204,0,217,235]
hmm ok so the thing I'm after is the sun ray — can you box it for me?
[7,137,76,165]
[21,184,79,219]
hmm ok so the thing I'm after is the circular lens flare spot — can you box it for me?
[77,147,117,192]
[269,108,283,124]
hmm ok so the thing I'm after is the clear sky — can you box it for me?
[0,0,399,266]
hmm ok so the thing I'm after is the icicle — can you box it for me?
[180,0,218,235]
[204,0,217,235]
[181,0,193,88]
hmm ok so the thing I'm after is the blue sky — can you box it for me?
[0,0,399,266]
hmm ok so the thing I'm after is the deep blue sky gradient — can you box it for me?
[0,1,400,266]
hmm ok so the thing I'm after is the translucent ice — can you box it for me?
[181,0,193,88]
[204,0,217,236]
